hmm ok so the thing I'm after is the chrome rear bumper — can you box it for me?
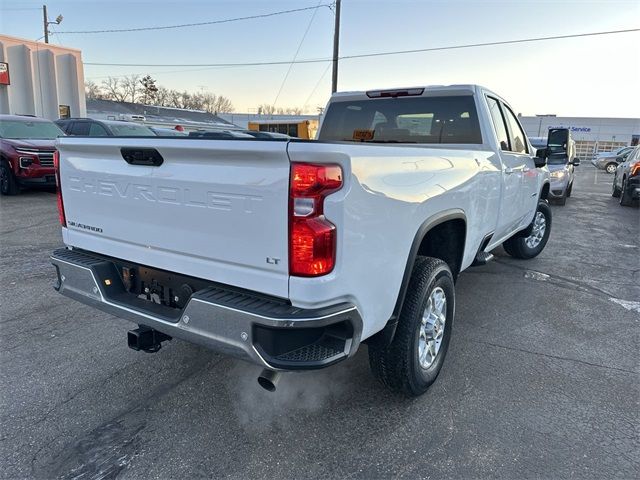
[51,248,362,370]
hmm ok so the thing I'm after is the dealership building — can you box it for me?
[0,34,86,120]
[520,115,640,160]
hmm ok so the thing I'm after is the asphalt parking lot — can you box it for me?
[1,164,638,479]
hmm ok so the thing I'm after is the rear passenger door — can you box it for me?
[502,104,538,221]
[486,96,525,239]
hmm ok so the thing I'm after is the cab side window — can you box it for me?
[486,96,509,151]
[502,106,529,154]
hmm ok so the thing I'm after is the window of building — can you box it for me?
[58,105,70,119]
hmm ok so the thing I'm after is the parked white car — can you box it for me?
[51,85,552,396]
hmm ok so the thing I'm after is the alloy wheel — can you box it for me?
[525,211,546,249]
[418,287,447,369]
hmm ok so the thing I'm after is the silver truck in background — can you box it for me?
[530,128,580,205]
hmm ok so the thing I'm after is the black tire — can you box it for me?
[605,163,617,174]
[566,182,573,197]
[0,161,20,196]
[612,175,622,197]
[368,257,455,397]
[502,200,552,259]
[619,177,634,207]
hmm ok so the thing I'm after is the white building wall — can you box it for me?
[521,115,640,160]
[0,34,86,120]
[6,44,36,116]
[33,49,59,119]
[520,116,640,144]
[56,53,84,118]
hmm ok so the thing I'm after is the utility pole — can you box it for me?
[42,5,63,44]
[42,5,49,43]
[331,0,341,93]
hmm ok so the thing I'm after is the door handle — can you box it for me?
[504,167,515,174]
[523,167,531,172]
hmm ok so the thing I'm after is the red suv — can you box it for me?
[0,115,65,195]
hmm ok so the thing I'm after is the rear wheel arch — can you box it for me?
[366,210,466,348]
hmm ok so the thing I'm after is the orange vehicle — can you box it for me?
[247,119,318,139]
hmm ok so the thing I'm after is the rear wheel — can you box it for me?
[368,257,454,397]
[0,161,19,196]
[605,163,617,174]
[503,200,552,259]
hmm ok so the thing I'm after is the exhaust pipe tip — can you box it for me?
[257,369,281,392]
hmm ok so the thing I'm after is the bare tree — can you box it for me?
[169,90,194,110]
[212,95,233,113]
[101,77,127,102]
[258,104,277,115]
[154,86,171,106]
[257,104,304,115]
[97,76,235,112]
[281,107,303,115]
[84,80,103,100]
[121,74,141,103]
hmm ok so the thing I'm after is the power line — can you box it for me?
[56,4,332,34]
[83,28,639,67]
[1,7,42,11]
[272,0,323,107]
[302,62,332,110]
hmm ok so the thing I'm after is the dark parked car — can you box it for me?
[243,130,290,139]
[612,145,640,206]
[0,114,65,195]
[55,118,155,137]
[187,130,254,139]
[149,126,187,136]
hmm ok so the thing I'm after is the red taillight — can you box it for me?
[289,163,343,277]
[53,150,66,227]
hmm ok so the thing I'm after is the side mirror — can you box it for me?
[534,148,547,168]
[547,128,569,156]
[571,158,581,166]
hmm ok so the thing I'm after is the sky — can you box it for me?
[1,0,639,116]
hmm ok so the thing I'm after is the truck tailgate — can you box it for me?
[57,137,290,299]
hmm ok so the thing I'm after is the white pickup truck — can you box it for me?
[51,85,554,396]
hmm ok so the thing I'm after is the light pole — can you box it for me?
[331,0,341,93]
[42,5,63,43]
[536,114,555,137]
